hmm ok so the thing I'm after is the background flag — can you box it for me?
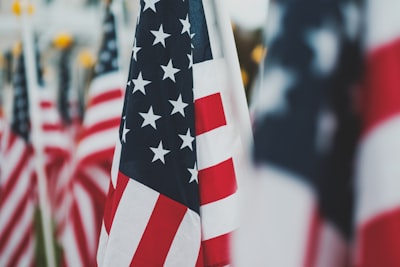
[60,4,124,267]
[235,0,362,266]
[97,0,251,266]
[354,0,400,266]
[0,52,36,267]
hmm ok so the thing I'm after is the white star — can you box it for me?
[187,53,193,69]
[169,94,188,116]
[139,106,161,129]
[108,40,116,50]
[127,80,131,86]
[132,38,142,61]
[188,163,198,183]
[122,120,130,143]
[104,22,113,33]
[255,67,296,116]
[161,59,180,82]
[179,15,191,36]
[179,129,194,150]
[143,0,160,12]
[341,2,360,40]
[307,26,339,75]
[151,25,171,47]
[150,141,170,164]
[132,72,151,95]
[100,51,110,62]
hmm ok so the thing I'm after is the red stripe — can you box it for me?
[303,207,321,267]
[71,200,92,267]
[79,148,115,167]
[42,124,63,131]
[196,244,204,267]
[89,89,123,106]
[104,172,129,233]
[357,208,400,267]
[361,38,400,136]
[201,233,231,267]
[79,118,120,141]
[40,101,53,108]
[76,164,109,206]
[130,194,187,266]
[195,93,226,135]
[198,158,237,205]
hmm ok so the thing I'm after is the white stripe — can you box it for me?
[233,164,315,267]
[355,115,400,224]
[0,199,34,267]
[89,71,124,99]
[97,222,109,266]
[84,98,123,128]
[201,192,239,240]
[101,179,158,267]
[77,129,119,161]
[164,209,201,267]
[41,109,60,125]
[111,140,121,188]
[43,131,71,151]
[63,221,85,267]
[193,59,227,100]
[196,125,240,170]
[74,182,97,256]
[366,0,400,51]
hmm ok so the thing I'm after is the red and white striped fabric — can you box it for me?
[354,0,400,266]
[0,87,71,267]
[97,63,246,267]
[0,126,36,267]
[61,71,124,267]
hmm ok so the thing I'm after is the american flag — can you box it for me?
[236,0,362,266]
[97,0,251,266]
[0,52,36,267]
[354,0,400,266]
[60,5,124,267]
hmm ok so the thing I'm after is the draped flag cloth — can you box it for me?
[97,0,251,266]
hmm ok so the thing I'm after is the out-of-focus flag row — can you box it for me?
[236,0,400,267]
[1,0,400,266]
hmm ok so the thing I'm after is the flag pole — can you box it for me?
[17,1,57,266]
[213,0,253,145]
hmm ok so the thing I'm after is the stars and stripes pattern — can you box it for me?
[97,0,251,266]
[60,5,124,267]
[237,0,362,266]
[354,1,400,266]
[0,53,36,267]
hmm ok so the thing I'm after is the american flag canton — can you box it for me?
[12,54,30,142]
[119,0,199,213]
[94,6,119,76]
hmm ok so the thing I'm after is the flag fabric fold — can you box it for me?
[97,0,251,266]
